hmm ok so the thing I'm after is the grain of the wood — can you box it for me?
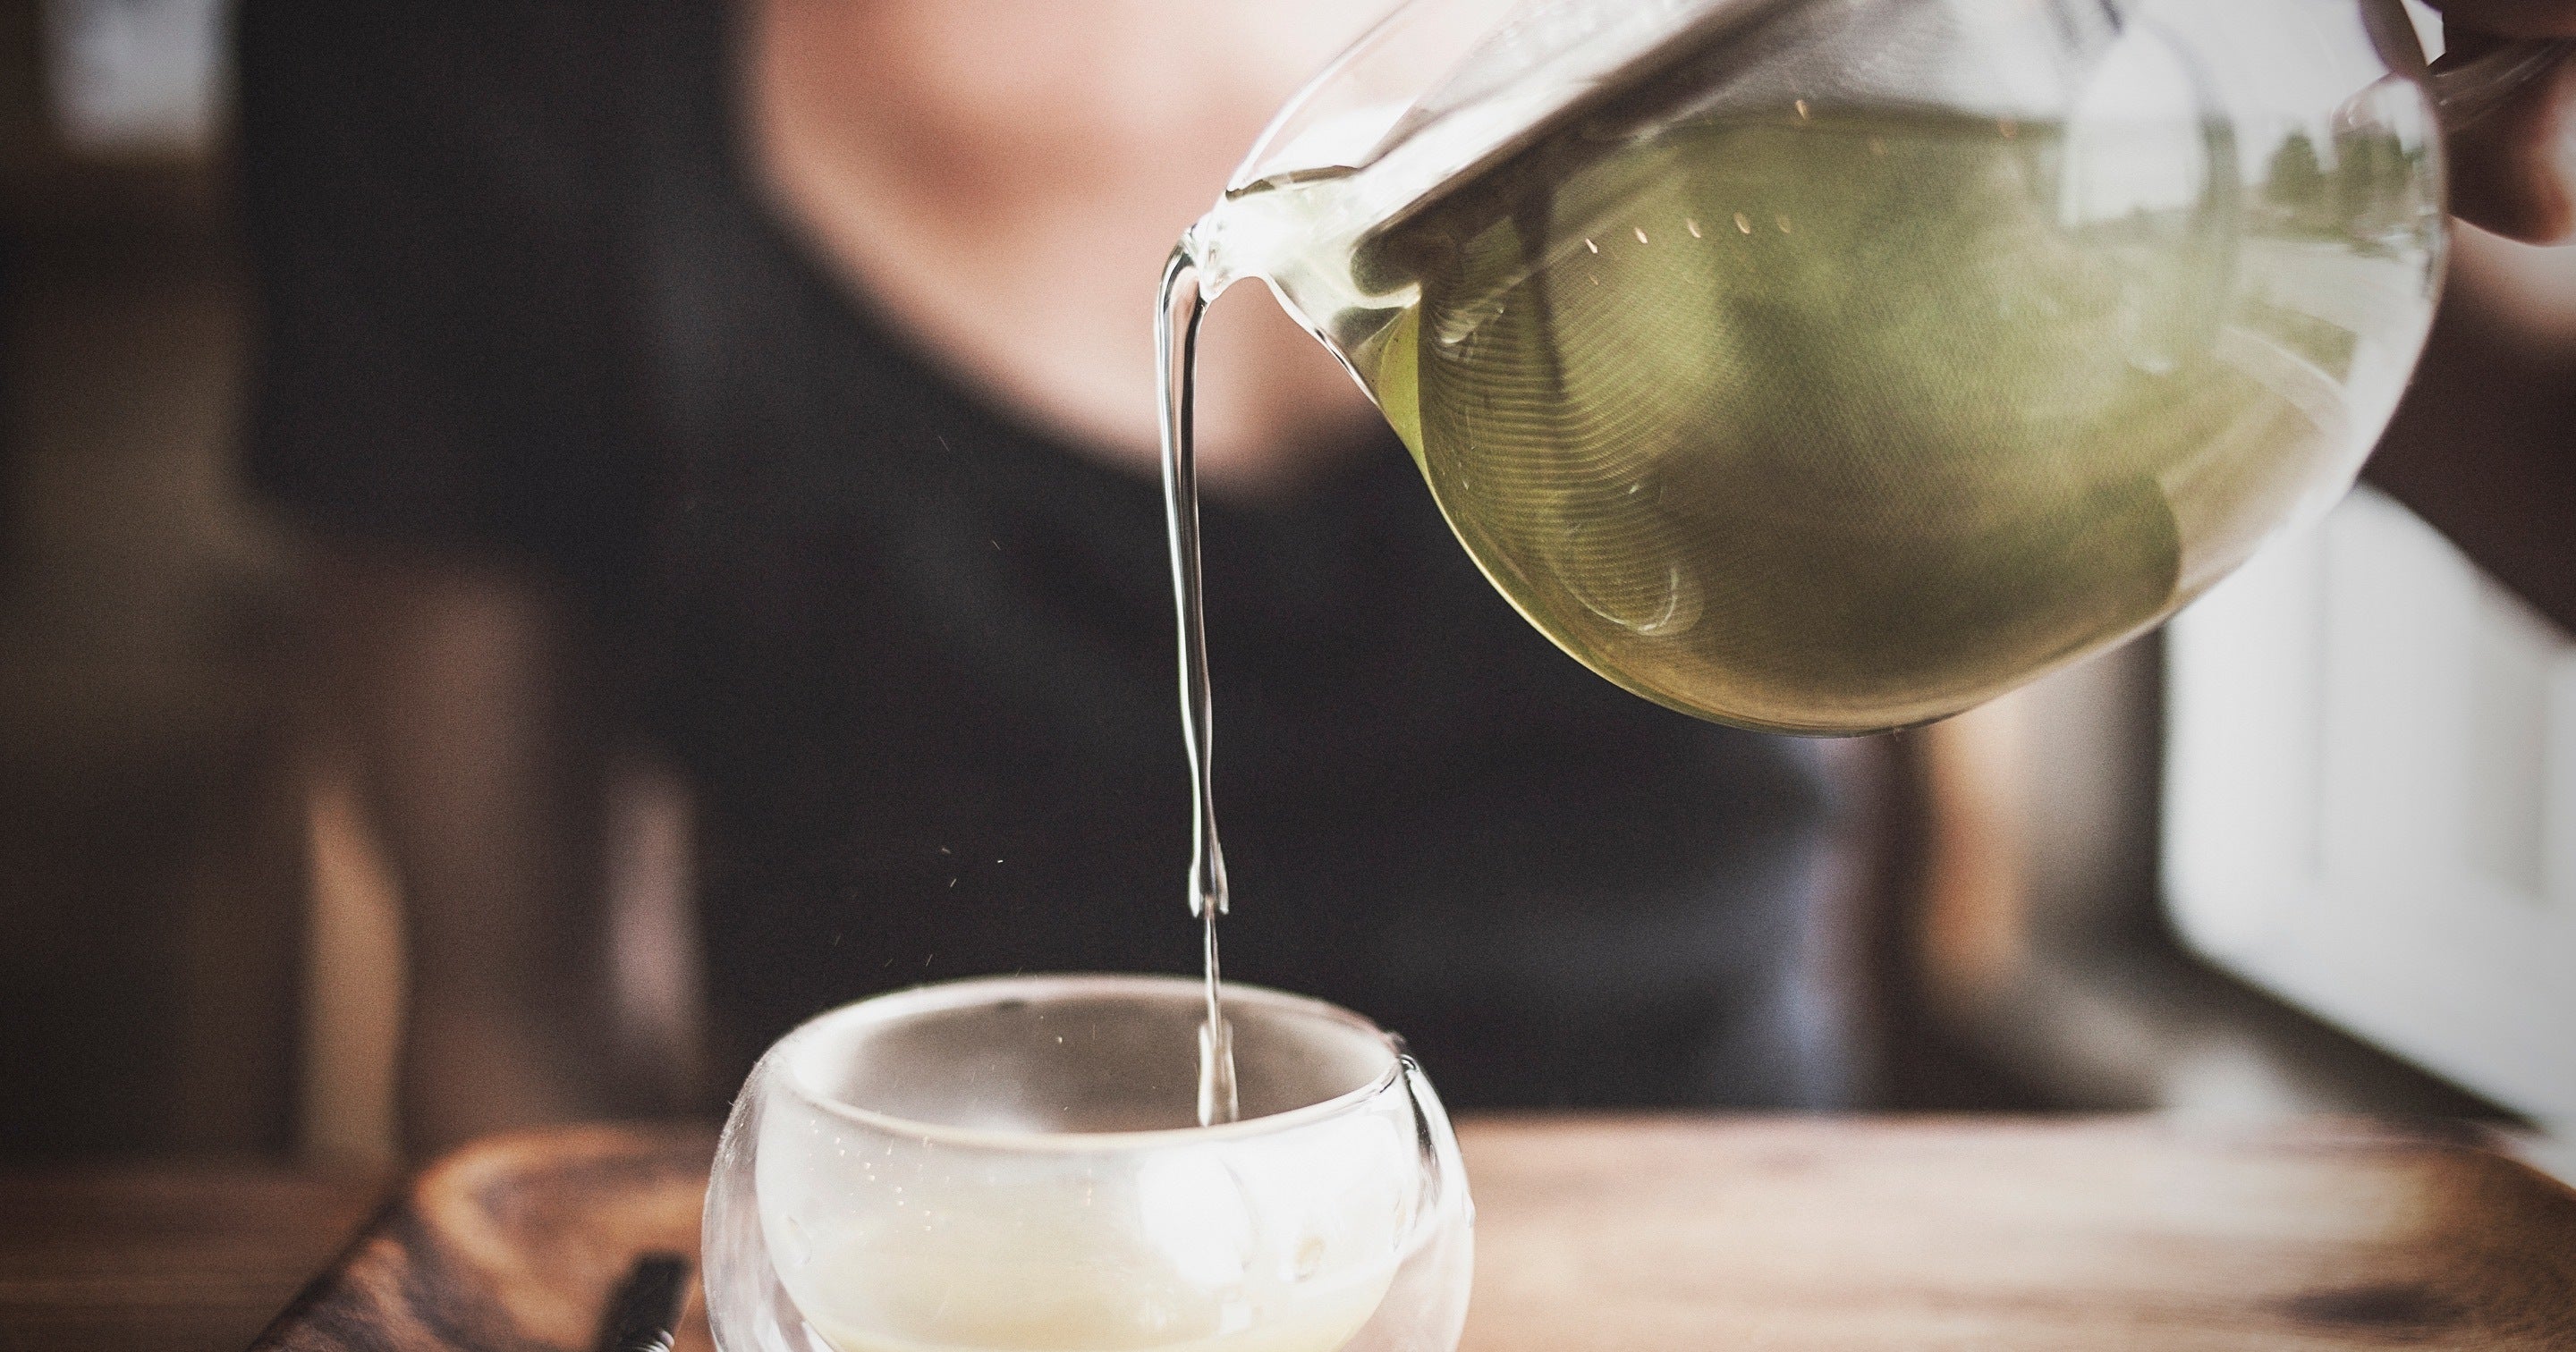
[39,1116,2576,1352]
[1453,1117,2576,1351]
[0,1162,383,1352]
[249,1124,719,1352]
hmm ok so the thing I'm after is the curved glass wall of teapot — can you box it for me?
[1226,0,1781,197]
[2100,0,2445,595]
[1225,0,1518,194]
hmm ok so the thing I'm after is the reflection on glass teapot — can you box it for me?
[1163,0,2555,735]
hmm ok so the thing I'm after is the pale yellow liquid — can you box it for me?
[1200,103,2438,732]
[786,1216,1398,1352]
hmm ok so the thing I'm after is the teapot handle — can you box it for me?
[2427,35,2575,129]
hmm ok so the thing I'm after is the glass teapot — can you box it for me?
[1164,0,2563,735]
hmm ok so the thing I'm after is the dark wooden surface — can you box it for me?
[0,1161,384,1352]
[250,1126,716,1352]
[9,1118,2576,1352]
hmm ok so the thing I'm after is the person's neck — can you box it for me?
[743,0,1388,498]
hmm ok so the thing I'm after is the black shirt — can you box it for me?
[237,0,1853,1107]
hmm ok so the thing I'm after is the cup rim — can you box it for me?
[767,973,1409,1152]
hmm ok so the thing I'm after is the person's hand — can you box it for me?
[2431,1,2576,241]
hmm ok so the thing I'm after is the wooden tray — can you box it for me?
[250,1117,2576,1351]
[250,1125,718,1352]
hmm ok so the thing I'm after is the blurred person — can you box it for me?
[237,0,2576,1153]
[242,0,1856,1153]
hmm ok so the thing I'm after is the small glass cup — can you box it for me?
[702,976,1474,1352]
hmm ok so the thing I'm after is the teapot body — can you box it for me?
[1198,0,2445,733]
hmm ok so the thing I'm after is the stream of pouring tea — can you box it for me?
[1158,246,1239,1127]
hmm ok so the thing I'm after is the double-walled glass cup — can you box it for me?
[702,976,1473,1352]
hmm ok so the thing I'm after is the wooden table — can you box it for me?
[1463,1118,2576,1349]
[0,1161,384,1352]
[6,1118,2572,1352]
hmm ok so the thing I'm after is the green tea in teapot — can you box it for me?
[1177,94,2439,733]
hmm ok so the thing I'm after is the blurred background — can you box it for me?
[0,0,2569,1170]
